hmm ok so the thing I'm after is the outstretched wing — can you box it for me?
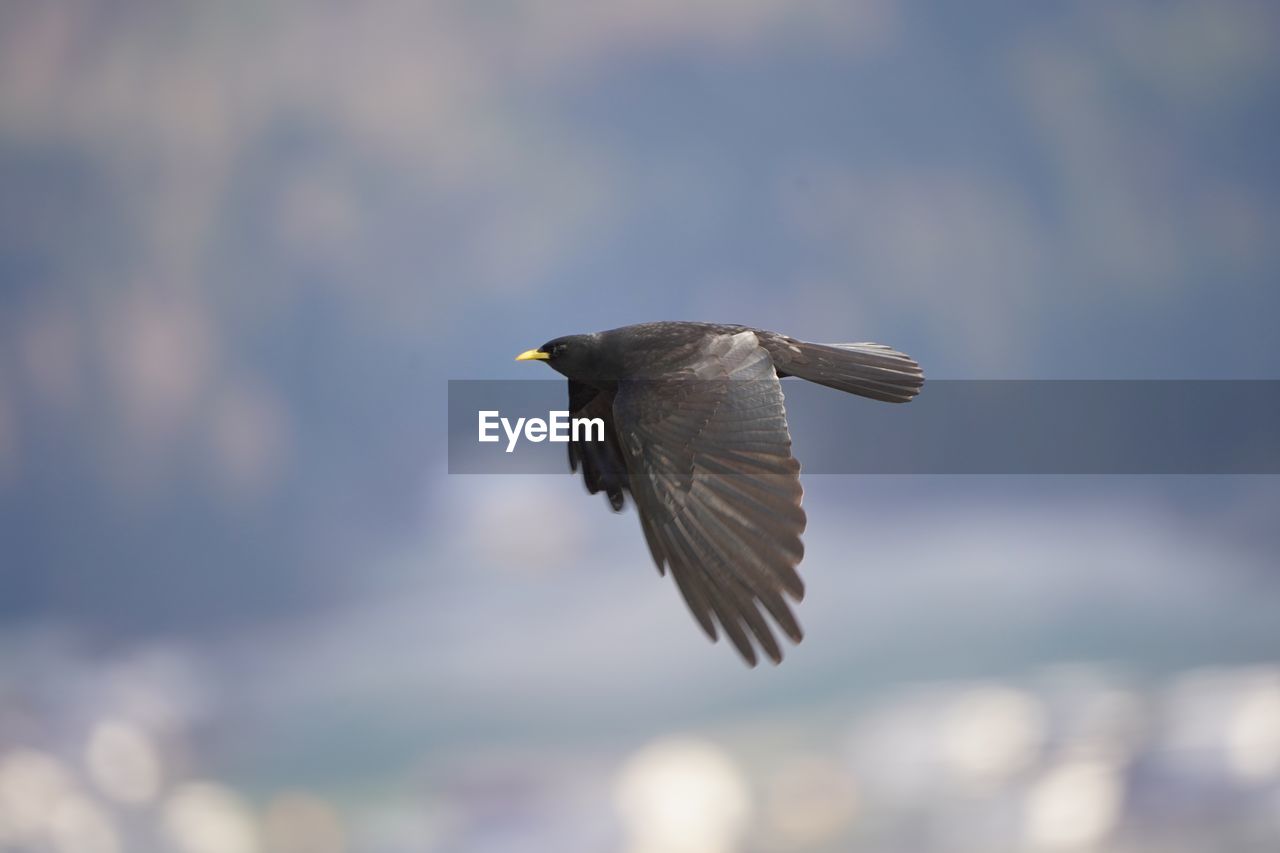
[567,380,628,511]
[612,331,806,665]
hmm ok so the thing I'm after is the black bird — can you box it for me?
[516,322,922,665]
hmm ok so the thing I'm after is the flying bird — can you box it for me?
[516,322,923,665]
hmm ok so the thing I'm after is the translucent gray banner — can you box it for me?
[447,380,1280,474]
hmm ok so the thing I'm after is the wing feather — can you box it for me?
[567,380,627,510]
[613,331,807,664]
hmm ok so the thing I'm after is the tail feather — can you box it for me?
[778,340,923,403]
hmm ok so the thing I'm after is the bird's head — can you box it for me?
[515,334,603,381]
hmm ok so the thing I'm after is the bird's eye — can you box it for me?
[551,343,567,357]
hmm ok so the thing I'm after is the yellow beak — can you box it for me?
[515,349,549,362]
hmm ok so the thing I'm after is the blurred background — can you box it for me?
[2,1,1279,851]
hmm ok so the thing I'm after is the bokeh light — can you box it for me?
[615,737,750,853]
[1226,670,1280,784]
[47,792,121,853]
[0,749,74,843]
[1023,759,1124,850]
[162,782,261,853]
[262,792,346,853]
[85,718,162,806]
[942,685,1046,789]
[761,754,860,848]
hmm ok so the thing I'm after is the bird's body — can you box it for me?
[516,321,923,665]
